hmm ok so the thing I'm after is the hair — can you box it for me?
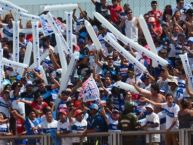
[151,83,160,93]
[176,0,184,3]
[180,99,191,109]
[165,93,174,99]
[151,1,157,5]
[33,91,42,103]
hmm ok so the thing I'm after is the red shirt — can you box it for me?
[16,118,25,135]
[31,101,48,111]
[108,4,123,24]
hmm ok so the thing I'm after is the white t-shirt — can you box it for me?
[40,119,58,133]
[71,119,87,143]
[145,112,160,143]
[161,103,180,130]
[57,120,72,145]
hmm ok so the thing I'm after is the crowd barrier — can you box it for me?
[0,129,192,145]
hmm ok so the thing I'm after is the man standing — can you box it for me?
[141,94,180,145]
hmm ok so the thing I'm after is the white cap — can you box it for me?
[145,104,154,111]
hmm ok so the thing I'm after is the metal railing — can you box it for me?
[0,129,192,145]
[0,134,49,145]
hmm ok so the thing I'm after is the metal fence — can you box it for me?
[15,0,193,18]
[0,129,193,145]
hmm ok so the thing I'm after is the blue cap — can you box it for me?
[89,103,99,110]
[16,75,22,81]
[34,67,40,73]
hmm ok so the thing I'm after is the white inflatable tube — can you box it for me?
[85,20,102,50]
[94,12,168,67]
[104,34,148,73]
[0,0,28,13]
[0,48,3,90]
[114,81,139,94]
[45,12,70,55]
[2,58,28,68]
[20,28,43,34]
[29,49,49,69]
[39,66,48,85]
[44,4,78,11]
[59,68,67,94]
[18,42,32,75]
[55,34,68,69]
[19,12,40,21]
[60,54,77,93]
[66,11,73,52]
[138,15,157,55]
[180,53,193,89]
[32,21,40,68]
[12,21,20,62]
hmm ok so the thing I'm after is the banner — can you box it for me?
[32,21,40,68]
[12,21,20,62]
[0,48,3,90]
[65,11,73,52]
[80,75,100,102]
[180,53,193,89]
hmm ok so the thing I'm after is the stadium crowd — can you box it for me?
[0,0,193,145]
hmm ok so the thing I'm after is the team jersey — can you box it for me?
[57,119,72,145]
[71,119,87,143]
[107,116,120,131]
[2,25,13,41]
[161,103,180,130]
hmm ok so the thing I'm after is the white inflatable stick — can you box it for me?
[114,81,139,94]
[66,11,73,52]
[0,0,28,13]
[44,4,78,11]
[94,12,168,67]
[19,12,40,21]
[2,58,28,68]
[32,21,40,68]
[45,12,71,55]
[39,66,48,85]
[12,21,20,62]
[85,20,102,50]
[0,48,3,90]
[104,34,148,73]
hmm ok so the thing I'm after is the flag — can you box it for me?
[40,15,53,36]
[80,75,100,102]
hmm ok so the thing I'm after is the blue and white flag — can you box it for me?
[180,53,193,89]
[40,15,53,36]
[80,75,100,102]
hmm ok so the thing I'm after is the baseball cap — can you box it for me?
[188,37,193,43]
[145,104,154,111]
[74,109,83,117]
[89,103,99,110]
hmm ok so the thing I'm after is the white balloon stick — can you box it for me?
[44,4,78,11]
[2,58,28,68]
[66,11,73,52]
[0,48,3,90]
[32,21,40,68]
[60,54,78,93]
[55,34,68,69]
[180,53,193,89]
[20,28,43,34]
[45,12,71,55]
[59,68,67,94]
[12,21,20,62]
[104,34,148,73]
[39,66,48,85]
[0,0,28,13]
[138,15,157,54]
[85,20,102,50]
[19,12,40,21]
[114,81,139,94]
[29,49,49,69]
[18,42,32,75]
[94,12,168,67]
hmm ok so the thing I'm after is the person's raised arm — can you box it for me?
[140,97,162,107]
[133,83,152,97]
